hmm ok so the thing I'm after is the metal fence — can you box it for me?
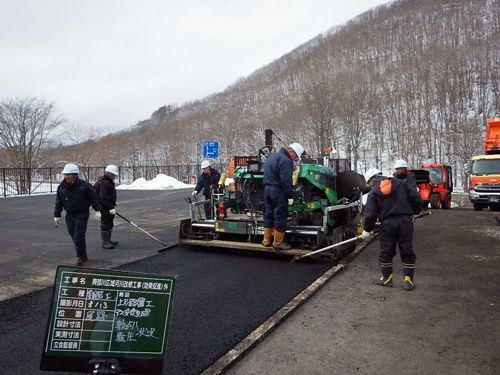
[0,159,350,197]
[0,164,227,197]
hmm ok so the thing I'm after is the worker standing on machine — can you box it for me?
[262,143,304,250]
[360,172,423,290]
[94,165,119,249]
[54,163,102,266]
[192,160,221,219]
[393,159,417,190]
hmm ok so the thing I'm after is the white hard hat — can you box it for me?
[201,160,211,169]
[394,159,408,169]
[105,165,119,175]
[62,163,79,174]
[289,143,304,158]
[364,168,383,183]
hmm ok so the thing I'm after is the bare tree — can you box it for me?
[0,97,64,168]
[0,97,64,193]
[299,72,339,157]
[64,123,103,145]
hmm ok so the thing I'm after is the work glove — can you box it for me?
[109,209,116,215]
[95,211,102,221]
[54,217,61,227]
[360,230,372,240]
[287,198,294,206]
[192,190,197,197]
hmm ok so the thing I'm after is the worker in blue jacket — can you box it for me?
[192,160,221,219]
[361,174,423,290]
[262,143,304,250]
[54,163,102,266]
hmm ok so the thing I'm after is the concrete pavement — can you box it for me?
[222,204,500,375]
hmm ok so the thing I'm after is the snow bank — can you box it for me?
[116,174,194,190]
[116,173,234,191]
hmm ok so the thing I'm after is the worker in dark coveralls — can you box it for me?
[192,160,221,219]
[262,143,304,250]
[95,165,119,249]
[361,173,423,290]
[393,159,417,190]
[54,163,102,266]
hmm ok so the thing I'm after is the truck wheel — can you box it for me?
[473,203,483,211]
[441,195,451,209]
[430,193,441,209]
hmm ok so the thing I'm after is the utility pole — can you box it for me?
[196,142,200,167]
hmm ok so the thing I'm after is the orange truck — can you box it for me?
[468,118,500,211]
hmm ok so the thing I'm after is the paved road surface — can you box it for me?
[225,203,500,375]
[0,190,337,375]
[0,190,190,301]
[1,192,498,375]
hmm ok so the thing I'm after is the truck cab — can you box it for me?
[469,118,500,211]
[469,154,500,211]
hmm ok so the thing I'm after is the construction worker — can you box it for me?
[361,172,423,290]
[393,159,417,190]
[192,160,221,219]
[262,143,304,250]
[95,165,119,249]
[362,168,384,208]
[54,163,102,266]
[364,168,383,188]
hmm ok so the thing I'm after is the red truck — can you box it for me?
[412,164,453,209]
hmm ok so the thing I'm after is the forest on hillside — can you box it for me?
[38,0,500,186]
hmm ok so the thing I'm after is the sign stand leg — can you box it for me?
[89,359,121,375]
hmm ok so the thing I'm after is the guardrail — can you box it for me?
[0,164,227,197]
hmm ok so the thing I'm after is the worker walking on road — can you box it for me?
[94,165,119,249]
[192,160,221,219]
[262,143,304,250]
[361,172,423,290]
[54,163,102,266]
[393,159,417,190]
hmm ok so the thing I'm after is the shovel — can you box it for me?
[115,212,176,252]
[291,236,360,264]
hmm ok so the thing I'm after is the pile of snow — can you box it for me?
[117,174,194,190]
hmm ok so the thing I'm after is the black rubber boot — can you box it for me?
[76,248,87,266]
[108,230,119,246]
[374,263,393,287]
[101,231,115,249]
[403,263,415,290]
[76,256,84,266]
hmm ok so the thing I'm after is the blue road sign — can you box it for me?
[203,141,218,158]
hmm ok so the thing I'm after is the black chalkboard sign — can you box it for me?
[40,266,176,374]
